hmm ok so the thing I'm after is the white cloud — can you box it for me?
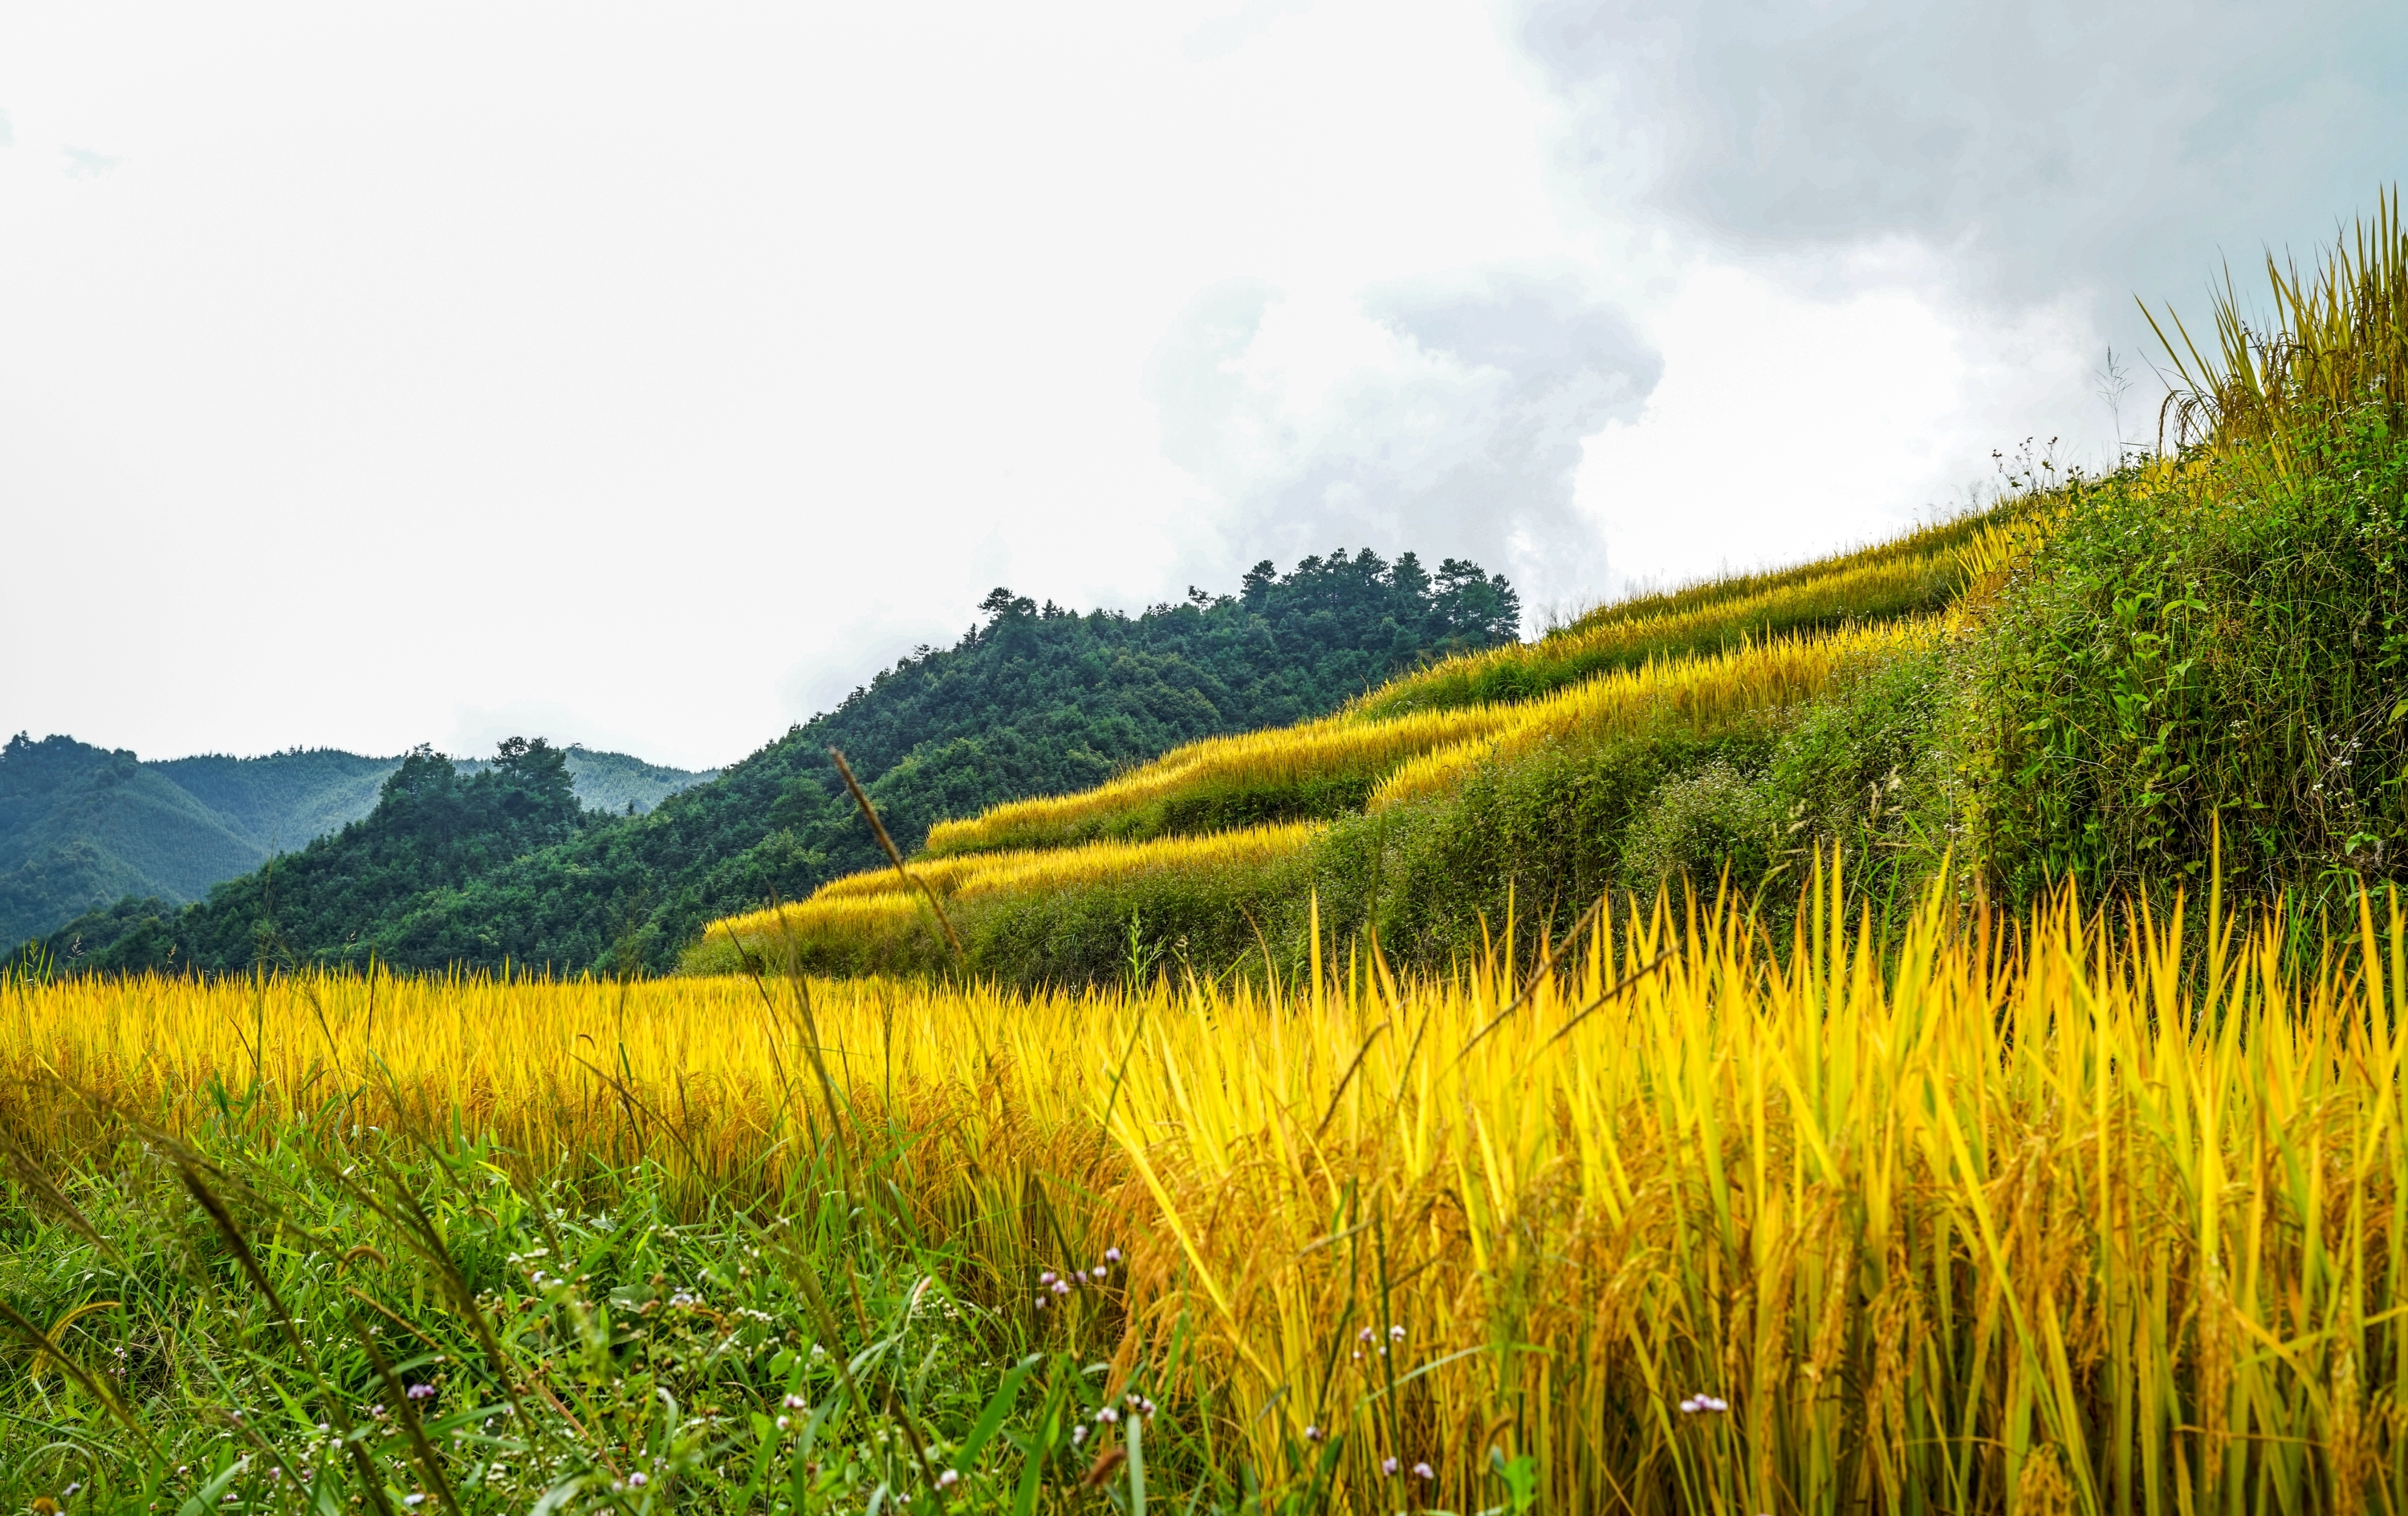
[1578,247,2097,596]
[3,2,2394,770]
[1149,270,1657,610]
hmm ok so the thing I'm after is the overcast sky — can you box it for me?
[6,3,2403,770]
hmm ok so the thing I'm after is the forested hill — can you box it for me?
[33,549,1519,974]
[0,738,714,947]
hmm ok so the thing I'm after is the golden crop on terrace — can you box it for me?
[1353,508,1995,717]
[1370,617,1930,810]
[10,865,2407,1512]
[926,511,1979,871]
[701,821,1322,964]
[1360,551,1962,717]
[925,615,1934,869]
[921,708,1511,858]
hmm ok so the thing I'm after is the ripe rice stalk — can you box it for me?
[13,862,2408,1511]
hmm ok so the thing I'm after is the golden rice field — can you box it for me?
[14,866,2408,1514]
[1359,552,1960,717]
[921,708,1508,857]
[1367,618,1928,811]
[921,617,1922,866]
[1352,509,1996,718]
[696,820,1322,969]
[1556,508,1995,635]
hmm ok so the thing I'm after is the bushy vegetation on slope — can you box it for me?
[29,551,1517,974]
[709,202,2408,986]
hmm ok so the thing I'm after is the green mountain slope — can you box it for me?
[150,749,405,855]
[0,738,265,944]
[1,735,715,947]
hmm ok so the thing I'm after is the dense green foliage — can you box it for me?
[2,739,713,949]
[456,747,722,819]
[147,748,409,856]
[33,551,1517,974]
[1,737,275,946]
[1964,417,2408,902]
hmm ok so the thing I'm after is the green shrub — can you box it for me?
[1963,418,2408,902]
[1618,762,1780,892]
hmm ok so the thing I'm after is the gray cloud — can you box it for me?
[1149,270,1659,614]
[1517,1,2408,322]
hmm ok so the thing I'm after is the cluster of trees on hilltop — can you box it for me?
[29,548,1519,975]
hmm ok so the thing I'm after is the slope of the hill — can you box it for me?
[708,198,2408,987]
[0,735,714,946]
[0,737,263,945]
[31,549,1519,973]
[699,520,1979,981]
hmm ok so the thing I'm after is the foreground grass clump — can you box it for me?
[16,865,2408,1513]
[0,1124,1146,1514]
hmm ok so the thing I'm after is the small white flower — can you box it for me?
[935,1469,959,1489]
[1381,1457,1400,1477]
[628,1473,647,1489]
[1412,1462,1434,1481]
[1096,1407,1119,1424]
[1104,1247,1121,1263]
[776,1415,791,1432]
[1303,1424,1322,1442]
[1071,1425,1088,1445]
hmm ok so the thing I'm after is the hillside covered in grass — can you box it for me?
[706,200,2408,985]
[28,550,1519,973]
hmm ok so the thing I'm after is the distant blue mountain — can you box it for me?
[0,734,715,945]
